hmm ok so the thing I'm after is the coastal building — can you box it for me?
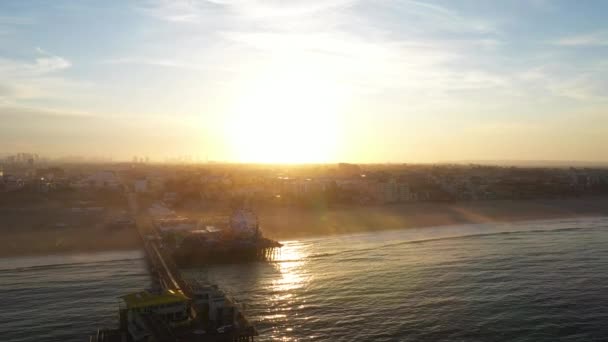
[0,174,24,192]
[35,167,65,181]
[73,170,121,190]
[200,174,233,186]
[230,185,266,199]
[368,178,413,203]
[134,178,148,193]
[3,153,39,165]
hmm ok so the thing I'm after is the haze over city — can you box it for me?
[2,0,608,163]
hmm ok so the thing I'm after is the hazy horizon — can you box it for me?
[1,1,608,163]
[4,153,608,168]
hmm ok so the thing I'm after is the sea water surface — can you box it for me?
[3,217,608,341]
[0,251,150,342]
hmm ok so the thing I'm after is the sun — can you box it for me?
[226,65,345,164]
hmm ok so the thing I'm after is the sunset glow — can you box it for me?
[226,63,345,163]
[1,1,608,163]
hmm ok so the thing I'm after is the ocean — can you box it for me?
[0,251,150,342]
[3,217,608,341]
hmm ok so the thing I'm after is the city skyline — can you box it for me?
[1,1,608,163]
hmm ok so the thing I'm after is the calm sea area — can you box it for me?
[3,217,608,341]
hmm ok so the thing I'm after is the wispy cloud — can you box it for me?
[554,31,608,47]
[103,57,204,70]
[142,0,356,22]
[0,48,71,76]
[217,0,355,18]
[513,63,608,102]
[547,73,608,101]
[0,14,34,26]
[0,48,83,104]
[0,104,94,118]
[100,56,239,74]
[2,0,608,160]
[33,47,71,72]
[377,0,495,34]
[93,1,608,109]
[139,0,215,22]
[134,0,501,92]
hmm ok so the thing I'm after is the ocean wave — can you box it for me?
[299,224,607,261]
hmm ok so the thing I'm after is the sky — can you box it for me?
[1,0,608,163]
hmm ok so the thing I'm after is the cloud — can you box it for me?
[0,48,83,104]
[512,63,608,103]
[112,0,608,115]
[32,55,71,72]
[33,47,71,71]
[100,57,237,73]
[0,48,71,76]
[142,0,356,22]
[380,0,495,34]
[140,0,214,22]
[135,0,502,91]
[0,104,94,119]
[547,73,608,101]
[213,0,355,18]
[554,31,608,47]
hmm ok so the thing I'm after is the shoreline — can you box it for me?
[2,196,608,258]
[0,246,144,260]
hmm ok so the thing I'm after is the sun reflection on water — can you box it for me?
[264,241,311,340]
[273,241,308,292]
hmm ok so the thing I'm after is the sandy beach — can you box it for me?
[0,220,142,258]
[2,197,608,257]
[258,197,608,239]
[0,189,143,257]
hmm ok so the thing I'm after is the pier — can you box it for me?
[90,193,258,342]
